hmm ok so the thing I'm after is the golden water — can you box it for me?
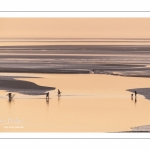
[0,73,150,132]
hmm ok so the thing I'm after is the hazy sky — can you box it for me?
[1,18,150,39]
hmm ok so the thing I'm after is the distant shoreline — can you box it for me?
[0,69,91,74]
[0,69,150,78]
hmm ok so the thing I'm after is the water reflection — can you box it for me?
[130,93,137,104]
[45,91,50,106]
[135,97,137,104]
[46,98,49,104]
[45,97,49,118]
[46,97,49,102]
[9,98,11,102]
[8,95,15,115]
[58,96,60,105]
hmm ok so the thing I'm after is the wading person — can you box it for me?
[46,92,49,100]
[58,89,61,96]
[131,94,133,100]
[6,93,12,101]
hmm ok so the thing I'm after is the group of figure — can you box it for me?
[7,89,137,102]
[131,91,137,103]
[6,89,61,101]
[46,89,61,101]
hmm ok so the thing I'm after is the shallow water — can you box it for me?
[0,73,150,132]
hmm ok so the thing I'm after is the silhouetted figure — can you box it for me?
[46,92,49,100]
[58,89,61,97]
[6,93,12,101]
[135,91,137,98]
[131,94,133,100]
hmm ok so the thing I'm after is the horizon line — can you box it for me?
[1,38,150,42]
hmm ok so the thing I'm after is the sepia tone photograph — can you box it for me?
[1,18,150,133]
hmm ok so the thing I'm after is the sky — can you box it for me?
[1,18,150,39]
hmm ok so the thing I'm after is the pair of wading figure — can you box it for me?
[131,91,137,102]
[46,89,61,100]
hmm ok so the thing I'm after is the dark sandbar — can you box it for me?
[0,76,55,95]
[127,88,150,100]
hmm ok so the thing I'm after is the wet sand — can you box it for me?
[1,45,150,76]
[1,73,150,132]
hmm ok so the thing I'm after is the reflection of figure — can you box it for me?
[58,96,60,105]
[46,92,49,101]
[135,97,137,104]
[135,91,137,98]
[131,94,133,100]
[46,99,49,104]
[58,89,61,97]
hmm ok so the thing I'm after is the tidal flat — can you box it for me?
[0,73,150,132]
